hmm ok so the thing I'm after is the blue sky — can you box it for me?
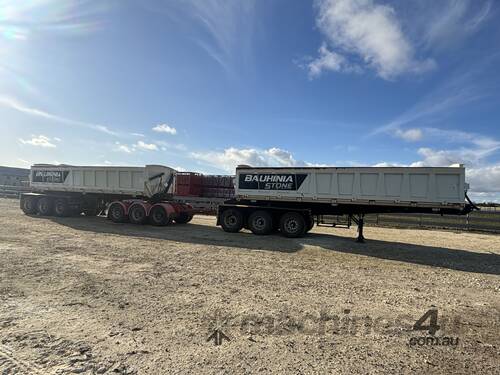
[0,0,499,201]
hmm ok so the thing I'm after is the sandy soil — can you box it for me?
[0,197,499,374]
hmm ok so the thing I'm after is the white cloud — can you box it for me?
[17,158,31,165]
[19,135,56,148]
[115,143,132,153]
[420,0,492,50]
[155,140,188,152]
[191,147,313,172]
[185,0,256,74]
[0,1,108,41]
[373,61,496,136]
[394,128,423,142]
[423,128,500,150]
[382,125,500,155]
[468,192,500,204]
[0,96,117,136]
[406,129,500,168]
[372,162,406,167]
[147,0,256,74]
[307,43,358,78]
[387,127,500,169]
[114,140,183,153]
[466,165,500,194]
[409,148,468,167]
[312,0,435,80]
[136,141,158,151]
[152,124,177,135]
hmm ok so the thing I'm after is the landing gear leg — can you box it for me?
[356,215,365,243]
[350,214,365,243]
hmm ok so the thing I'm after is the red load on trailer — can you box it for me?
[175,172,203,196]
[200,175,235,198]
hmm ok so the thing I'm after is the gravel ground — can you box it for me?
[0,197,499,374]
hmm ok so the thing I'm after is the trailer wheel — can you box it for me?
[280,212,306,238]
[149,206,170,226]
[108,203,126,223]
[129,204,147,225]
[220,208,244,233]
[37,196,53,216]
[174,212,193,224]
[248,210,273,235]
[21,196,38,215]
[54,198,69,217]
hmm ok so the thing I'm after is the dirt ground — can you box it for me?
[0,198,499,374]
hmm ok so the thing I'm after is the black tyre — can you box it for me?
[220,208,244,233]
[37,196,53,216]
[248,210,273,235]
[280,212,306,238]
[54,198,69,217]
[21,196,37,215]
[129,204,147,225]
[149,206,170,226]
[108,203,127,223]
[174,211,193,224]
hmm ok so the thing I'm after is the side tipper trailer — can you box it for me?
[20,164,193,225]
[217,165,476,241]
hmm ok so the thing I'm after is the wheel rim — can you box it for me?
[39,200,48,212]
[131,207,144,221]
[253,216,266,231]
[111,206,122,219]
[55,202,64,214]
[25,200,33,211]
[224,214,237,227]
[153,209,164,222]
[285,218,298,233]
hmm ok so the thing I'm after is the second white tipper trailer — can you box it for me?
[20,164,193,226]
[217,165,475,242]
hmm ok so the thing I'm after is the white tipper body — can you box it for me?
[29,164,176,198]
[235,166,468,209]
